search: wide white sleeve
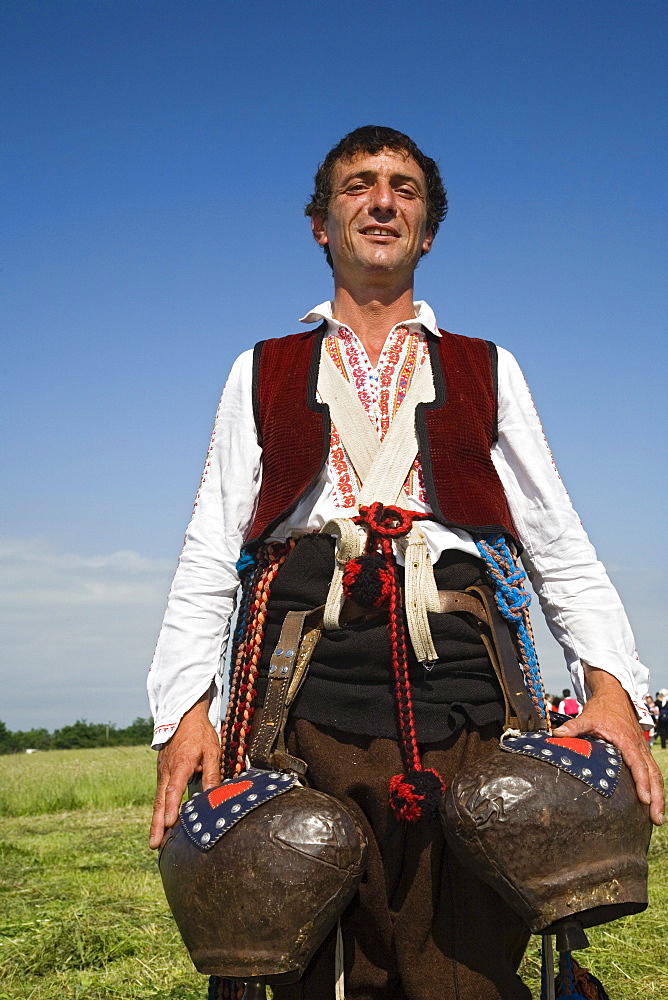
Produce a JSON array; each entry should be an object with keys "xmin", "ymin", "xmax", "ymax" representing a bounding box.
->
[
  {"xmin": 491, "ymin": 347, "xmax": 651, "ymax": 725},
  {"xmin": 147, "ymin": 349, "xmax": 262, "ymax": 747}
]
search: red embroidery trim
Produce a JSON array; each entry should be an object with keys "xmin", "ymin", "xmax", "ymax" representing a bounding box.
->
[{"xmin": 324, "ymin": 327, "xmax": 429, "ymax": 507}]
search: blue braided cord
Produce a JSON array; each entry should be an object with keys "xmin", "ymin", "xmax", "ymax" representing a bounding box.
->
[
  {"xmin": 227, "ymin": 565, "xmax": 256, "ymax": 690},
  {"xmin": 235, "ymin": 548, "xmax": 256, "ymax": 576},
  {"xmin": 476, "ymin": 535, "xmax": 547, "ymax": 720},
  {"xmin": 558, "ymin": 952, "xmax": 581, "ymax": 998}
]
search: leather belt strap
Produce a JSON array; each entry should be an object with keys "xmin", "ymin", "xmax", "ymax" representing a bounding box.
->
[
  {"xmin": 465, "ymin": 585, "xmax": 544, "ymax": 732},
  {"xmin": 438, "ymin": 590, "xmax": 487, "ymax": 617},
  {"xmin": 249, "ymin": 606, "xmax": 324, "ymax": 774},
  {"xmin": 342, "ymin": 589, "xmax": 485, "ymax": 624},
  {"xmin": 437, "ymin": 588, "xmax": 540, "ymax": 732}
]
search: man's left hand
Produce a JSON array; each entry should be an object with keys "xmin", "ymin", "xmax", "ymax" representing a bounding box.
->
[{"xmin": 553, "ymin": 666, "xmax": 664, "ymax": 826}]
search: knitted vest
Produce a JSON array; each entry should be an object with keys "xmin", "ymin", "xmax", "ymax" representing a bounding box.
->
[{"xmin": 247, "ymin": 325, "xmax": 518, "ymax": 547}]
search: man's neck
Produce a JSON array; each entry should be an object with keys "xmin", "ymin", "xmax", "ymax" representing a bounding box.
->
[{"xmin": 331, "ymin": 285, "xmax": 417, "ymax": 368}]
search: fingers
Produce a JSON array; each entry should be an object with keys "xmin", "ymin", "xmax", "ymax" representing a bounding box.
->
[
  {"xmin": 551, "ymin": 717, "xmax": 582, "ymax": 737},
  {"xmin": 148, "ymin": 746, "xmax": 192, "ymax": 849},
  {"xmin": 162, "ymin": 758, "xmax": 195, "ymax": 831},
  {"xmin": 149, "ymin": 758, "xmax": 171, "ymax": 850},
  {"xmin": 624, "ymin": 741, "xmax": 652, "ymax": 808},
  {"xmin": 201, "ymin": 740, "xmax": 222, "ymax": 792},
  {"xmin": 148, "ymin": 718, "xmax": 223, "ymax": 849},
  {"xmin": 648, "ymin": 758, "xmax": 666, "ymax": 826},
  {"xmin": 621, "ymin": 740, "xmax": 665, "ymax": 825},
  {"xmin": 552, "ymin": 711, "xmax": 665, "ymax": 827}
]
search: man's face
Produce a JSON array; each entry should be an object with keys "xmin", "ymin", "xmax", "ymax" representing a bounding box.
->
[{"xmin": 311, "ymin": 148, "xmax": 433, "ymax": 280}]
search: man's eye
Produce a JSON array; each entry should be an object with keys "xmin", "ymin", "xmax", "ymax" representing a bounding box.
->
[{"xmin": 346, "ymin": 182, "xmax": 367, "ymax": 192}]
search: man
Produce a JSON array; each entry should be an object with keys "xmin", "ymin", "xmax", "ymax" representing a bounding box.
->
[{"xmin": 148, "ymin": 126, "xmax": 663, "ymax": 999}]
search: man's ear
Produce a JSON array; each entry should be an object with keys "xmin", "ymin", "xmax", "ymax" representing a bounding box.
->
[
  {"xmin": 311, "ymin": 213, "xmax": 328, "ymax": 248},
  {"xmin": 421, "ymin": 227, "xmax": 434, "ymax": 255}
]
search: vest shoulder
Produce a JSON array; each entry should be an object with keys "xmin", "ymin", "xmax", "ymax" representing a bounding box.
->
[
  {"xmin": 437, "ymin": 328, "xmax": 497, "ymax": 350},
  {"xmin": 254, "ymin": 326, "xmax": 325, "ymax": 353}
]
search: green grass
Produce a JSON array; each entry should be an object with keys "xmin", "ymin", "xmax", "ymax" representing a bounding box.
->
[
  {"xmin": 0, "ymin": 746, "xmax": 157, "ymax": 816},
  {"xmin": 0, "ymin": 745, "xmax": 666, "ymax": 998}
]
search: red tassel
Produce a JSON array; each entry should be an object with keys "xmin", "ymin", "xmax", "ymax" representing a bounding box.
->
[
  {"xmin": 342, "ymin": 553, "xmax": 394, "ymax": 608},
  {"xmin": 388, "ymin": 768, "xmax": 445, "ymax": 822}
]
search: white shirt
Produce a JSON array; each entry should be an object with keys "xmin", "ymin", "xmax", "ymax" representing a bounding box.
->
[{"xmin": 148, "ymin": 301, "xmax": 651, "ymax": 746}]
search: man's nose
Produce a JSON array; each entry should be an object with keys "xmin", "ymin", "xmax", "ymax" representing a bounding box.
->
[{"xmin": 369, "ymin": 181, "xmax": 397, "ymax": 215}]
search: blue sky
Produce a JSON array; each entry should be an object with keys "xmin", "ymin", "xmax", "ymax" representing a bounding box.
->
[{"xmin": 2, "ymin": 0, "xmax": 667, "ymax": 730}]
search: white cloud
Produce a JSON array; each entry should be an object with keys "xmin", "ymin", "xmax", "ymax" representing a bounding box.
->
[{"xmin": 0, "ymin": 538, "xmax": 176, "ymax": 730}]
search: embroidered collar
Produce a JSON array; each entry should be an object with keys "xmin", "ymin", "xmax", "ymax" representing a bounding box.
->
[{"xmin": 299, "ymin": 300, "xmax": 441, "ymax": 339}]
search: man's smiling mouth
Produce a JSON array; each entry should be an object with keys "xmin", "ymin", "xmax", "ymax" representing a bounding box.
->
[{"xmin": 359, "ymin": 226, "xmax": 399, "ymax": 237}]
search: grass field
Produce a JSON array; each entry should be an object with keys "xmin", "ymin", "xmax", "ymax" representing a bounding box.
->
[{"xmin": 0, "ymin": 745, "xmax": 666, "ymax": 999}]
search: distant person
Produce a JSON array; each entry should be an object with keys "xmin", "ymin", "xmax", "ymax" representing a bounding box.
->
[
  {"xmin": 656, "ymin": 689, "xmax": 668, "ymax": 750},
  {"xmin": 558, "ymin": 688, "xmax": 581, "ymax": 716},
  {"xmin": 643, "ymin": 694, "xmax": 658, "ymax": 748}
]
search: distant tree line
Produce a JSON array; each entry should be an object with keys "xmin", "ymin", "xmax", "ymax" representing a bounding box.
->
[{"xmin": 0, "ymin": 717, "xmax": 154, "ymax": 754}]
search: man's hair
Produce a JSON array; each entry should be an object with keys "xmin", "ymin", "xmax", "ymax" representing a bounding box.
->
[{"xmin": 305, "ymin": 125, "xmax": 448, "ymax": 268}]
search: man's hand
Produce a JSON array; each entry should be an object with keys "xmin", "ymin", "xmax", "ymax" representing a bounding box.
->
[
  {"xmin": 149, "ymin": 694, "xmax": 221, "ymax": 849},
  {"xmin": 553, "ymin": 666, "xmax": 664, "ymax": 826}
]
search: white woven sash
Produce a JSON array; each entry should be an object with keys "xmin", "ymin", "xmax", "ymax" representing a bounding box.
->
[{"xmin": 318, "ymin": 343, "xmax": 440, "ymax": 665}]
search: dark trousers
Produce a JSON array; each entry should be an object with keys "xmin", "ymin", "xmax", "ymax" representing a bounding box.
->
[{"xmin": 271, "ymin": 718, "xmax": 531, "ymax": 1000}]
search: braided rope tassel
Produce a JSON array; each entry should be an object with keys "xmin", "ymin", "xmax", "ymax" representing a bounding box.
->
[
  {"xmin": 475, "ymin": 534, "xmax": 548, "ymax": 722},
  {"xmin": 220, "ymin": 557, "xmax": 261, "ymax": 775},
  {"xmin": 385, "ymin": 536, "xmax": 420, "ymax": 773},
  {"xmin": 384, "ymin": 538, "xmax": 444, "ymax": 821},
  {"xmin": 226, "ymin": 539, "xmax": 296, "ymax": 777}
]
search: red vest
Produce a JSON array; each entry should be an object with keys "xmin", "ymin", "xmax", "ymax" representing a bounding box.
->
[{"xmin": 247, "ymin": 325, "xmax": 518, "ymax": 547}]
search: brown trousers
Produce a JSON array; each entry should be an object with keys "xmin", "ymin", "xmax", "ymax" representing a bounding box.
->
[{"xmin": 271, "ymin": 718, "xmax": 531, "ymax": 1000}]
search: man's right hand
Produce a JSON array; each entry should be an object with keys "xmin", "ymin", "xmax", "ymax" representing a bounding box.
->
[{"xmin": 149, "ymin": 694, "xmax": 222, "ymax": 849}]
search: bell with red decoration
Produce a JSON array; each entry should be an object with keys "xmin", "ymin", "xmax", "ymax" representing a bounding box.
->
[{"xmin": 441, "ymin": 735, "xmax": 652, "ymax": 933}]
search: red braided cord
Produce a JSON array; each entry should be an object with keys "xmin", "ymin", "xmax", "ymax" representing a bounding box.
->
[
  {"xmin": 383, "ymin": 537, "xmax": 422, "ymax": 773},
  {"xmin": 232, "ymin": 571, "xmax": 272, "ymax": 774},
  {"xmin": 220, "ymin": 563, "xmax": 264, "ymax": 774},
  {"xmin": 347, "ymin": 503, "xmax": 431, "ymax": 777},
  {"xmin": 221, "ymin": 551, "xmax": 271, "ymax": 775},
  {"xmin": 228, "ymin": 539, "xmax": 295, "ymax": 776},
  {"xmin": 354, "ymin": 501, "xmax": 429, "ymax": 542}
]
